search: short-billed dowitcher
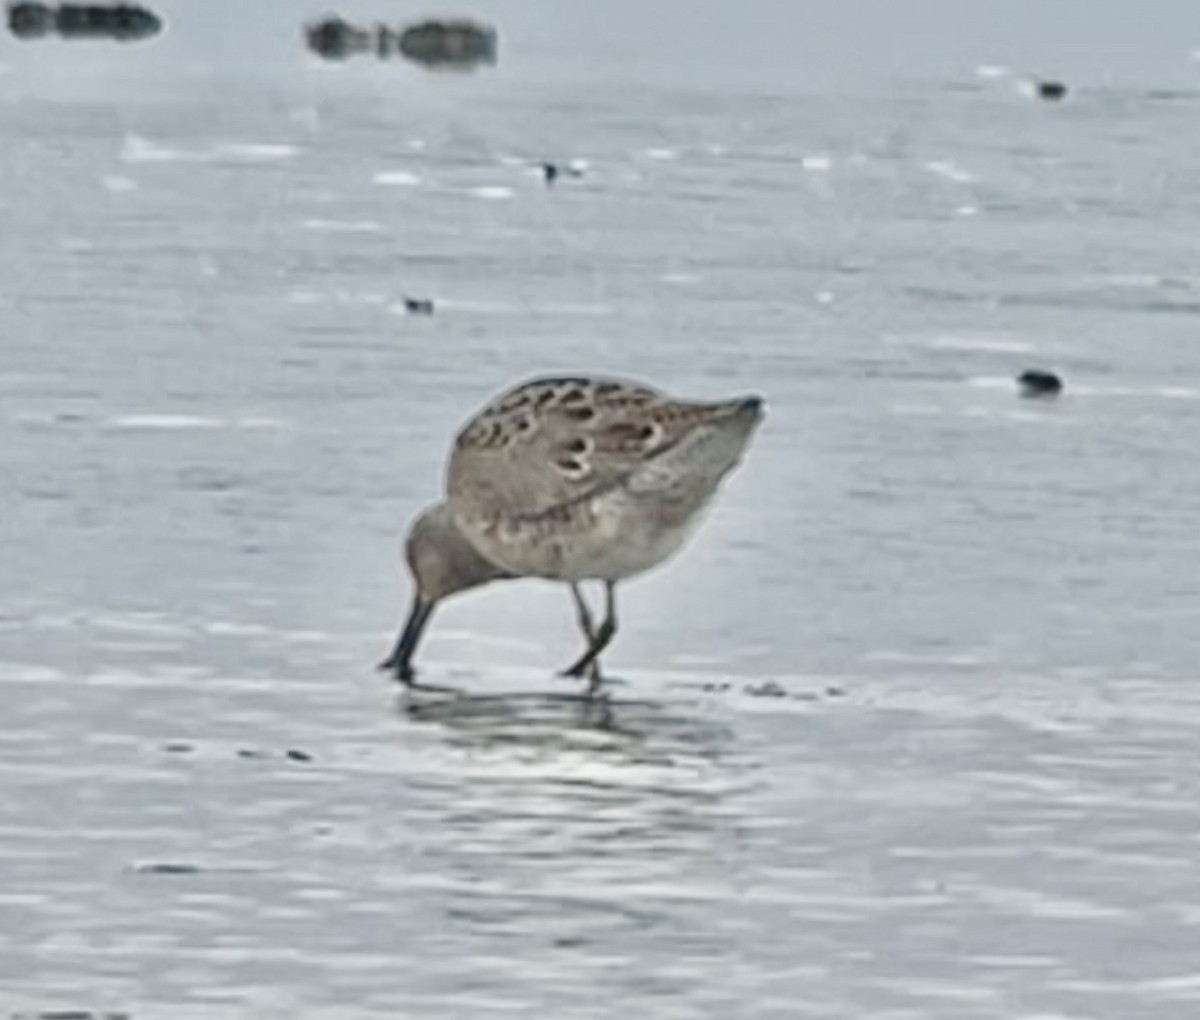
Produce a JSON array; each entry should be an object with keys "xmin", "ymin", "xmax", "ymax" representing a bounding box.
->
[{"xmin": 380, "ymin": 375, "xmax": 765, "ymax": 693}]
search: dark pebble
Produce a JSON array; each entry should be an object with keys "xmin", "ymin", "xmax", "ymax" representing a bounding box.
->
[
  {"xmin": 745, "ymin": 680, "xmax": 787, "ymax": 698},
  {"xmin": 1017, "ymin": 369, "xmax": 1064, "ymax": 398},
  {"xmin": 403, "ymin": 297, "xmax": 434, "ymax": 315}
]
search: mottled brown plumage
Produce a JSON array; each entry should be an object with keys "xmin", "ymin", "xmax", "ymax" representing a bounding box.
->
[{"xmin": 383, "ymin": 375, "xmax": 765, "ymax": 691}]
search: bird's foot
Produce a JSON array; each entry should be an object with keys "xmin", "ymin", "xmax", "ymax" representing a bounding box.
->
[{"xmin": 378, "ymin": 655, "xmax": 417, "ymax": 686}]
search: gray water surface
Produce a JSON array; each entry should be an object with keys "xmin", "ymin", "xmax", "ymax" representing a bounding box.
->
[{"xmin": 4, "ymin": 2, "xmax": 1200, "ymax": 1017}]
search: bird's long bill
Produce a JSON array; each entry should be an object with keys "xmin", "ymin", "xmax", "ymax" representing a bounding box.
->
[{"xmin": 384, "ymin": 597, "xmax": 435, "ymax": 683}]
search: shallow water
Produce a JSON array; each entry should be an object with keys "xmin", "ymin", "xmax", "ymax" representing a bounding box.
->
[{"xmin": 4, "ymin": 1, "xmax": 1200, "ymax": 1017}]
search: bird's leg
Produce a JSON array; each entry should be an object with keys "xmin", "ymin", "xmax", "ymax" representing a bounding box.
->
[
  {"xmin": 568, "ymin": 582, "xmax": 603, "ymax": 690},
  {"xmin": 562, "ymin": 581, "xmax": 617, "ymax": 681}
]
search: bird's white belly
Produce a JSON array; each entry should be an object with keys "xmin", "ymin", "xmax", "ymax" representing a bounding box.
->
[
  {"xmin": 459, "ymin": 495, "xmax": 702, "ymax": 583},
  {"xmin": 564, "ymin": 512, "xmax": 694, "ymax": 582}
]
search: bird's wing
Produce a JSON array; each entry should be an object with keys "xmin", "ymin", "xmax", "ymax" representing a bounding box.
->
[{"xmin": 446, "ymin": 376, "xmax": 740, "ymax": 522}]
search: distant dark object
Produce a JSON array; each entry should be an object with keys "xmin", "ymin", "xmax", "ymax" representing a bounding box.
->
[
  {"xmin": 1017, "ymin": 369, "xmax": 1064, "ymax": 398},
  {"xmin": 7, "ymin": 1, "xmax": 54, "ymax": 36},
  {"xmin": 7, "ymin": 2, "xmax": 162, "ymax": 40},
  {"xmin": 539, "ymin": 161, "xmax": 584, "ymax": 187},
  {"xmin": 398, "ymin": 18, "xmax": 496, "ymax": 69},
  {"xmin": 304, "ymin": 14, "xmax": 496, "ymax": 70},
  {"xmin": 403, "ymin": 297, "xmax": 434, "ymax": 315},
  {"xmin": 304, "ymin": 15, "xmax": 372, "ymax": 59},
  {"xmin": 1037, "ymin": 80, "xmax": 1068, "ymax": 101}
]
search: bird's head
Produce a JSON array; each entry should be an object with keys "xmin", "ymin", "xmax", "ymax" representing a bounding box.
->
[{"xmin": 386, "ymin": 503, "xmax": 510, "ymax": 681}]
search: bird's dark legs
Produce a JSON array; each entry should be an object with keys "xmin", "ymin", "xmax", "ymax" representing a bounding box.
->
[
  {"xmin": 562, "ymin": 581, "xmax": 617, "ymax": 687},
  {"xmin": 568, "ymin": 582, "xmax": 605, "ymax": 694}
]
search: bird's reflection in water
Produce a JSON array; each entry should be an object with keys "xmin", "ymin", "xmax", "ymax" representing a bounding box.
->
[
  {"xmin": 380, "ymin": 678, "xmax": 761, "ymax": 953},
  {"xmin": 394, "ymin": 681, "xmax": 739, "ymax": 767}
]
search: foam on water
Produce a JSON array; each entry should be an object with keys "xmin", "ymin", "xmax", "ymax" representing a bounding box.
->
[
  {"xmin": 107, "ymin": 414, "xmax": 287, "ymax": 430},
  {"xmin": 372, "ymin": 170, "xmax": 422, "ymax": 186},
  {"xmin": 925, "ymin": 159, "xmax": 976, "ymax": 183},
  {"xmin": 121, "ymin": 134, "xmax": 299, "ymax": 164},
  {"xmin": 468, "ymin": 185, "xmax": 514, "ymax": 200},
  {"xmin": 300, "ymin": 219, "xmax": 384, "ymax": 233}
]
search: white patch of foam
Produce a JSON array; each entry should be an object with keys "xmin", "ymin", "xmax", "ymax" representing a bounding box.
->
[
  {"xmin": 926, "ymin": 160, "xmax": 975, "ymax": 183},
  {"xmin": 925, "ymin": 335, "xmax": 1034, "ymax": 353},
  {"xmin": 469, "ymin": 186, "xmax": 514, "ymax": 200},
  {"xmin": 976, "ymin": 64, "xmax": 1011, "ymax": 79},
  {"xmin": 112, "ymin": 414, "xmax": 223, "ymax": 429},
  {"xmin": 101, "ymin": 175, "xmax": 138, "ymax": 193},
  {"xmin": 966, "ymin": 375, "xmax": 1019, "ymax": 390},
  {"xmin": 645, "ymin": 147, "xmax": 679, "ymax": 161},
  {"xmin": 956, "ymin": 204, "xmax": 980, "ymax": 217},
  {"xmin": 212, "ymin": 142, "xmax": 298, "ymax": 162},
  {"xmin": 815, "ymin": 291, "xmax": 835, "ymax": 305},
  {"xmin": 301, "ymin": 219, "xmax": 384, "ymax": 233},
  {"xmin": 372, "ymin": 170, "xmax": 421, "ymax": 187},
  {"xmin": 884, "ymin": 332, "xmax": 1034, "ymax": 354},
  {"xmin": 204, "ymin": 620, "xmax": 272, "ymax": 637},
  {"xmin": 109, "ymin": 414, "xmax": 286, "ymax": 430},
  {"xmin": 802, "ymin": 154, "xmax": 833, "ymax": 172},
  {"xmin": 121, "ymin": 133, "xmax": 191, "ymax": 163},
  {"xmin": 121, "ymin": 134, "xmax": 298, "ymax": 164},
  {"xmin": 412, "ymin": 298, "xmax": 519, "ymax": 315}
]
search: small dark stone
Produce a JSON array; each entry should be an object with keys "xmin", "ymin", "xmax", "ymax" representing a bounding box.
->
[
  {"xmin": 134, "ymin": 862, "xmax": 200, "ymax": 874},
  {"xmin": 1037, "ymin": 80, "xmax": 1068, "ymax": 101},
  {"xmin": 403, "ymin": 297, "xmax": 434, "ymax": 315},
  {"xmin": 162, "ymin": 742, "xmax": 193, "ymax": 753},
  {"xmin": 285, "ymin": 749, "xmax": 313, "ymax": 762},
  {"xmin": 539, "ymin": 161, "xmax": 584, "ymax": 186},
  {"xmin": 1017, "ymin": 369, "xmax": 1064, "ymax": 398},
  {"xmin": 824, "ymin": 685, "xmax": 846, "ymax": 698},
  {"xmin": 745, "ymin": 680, "xmax": 787, "ymax": 698},
  {"xmin": 236, "ymin": 748, "xmax": 264, "ymax": 759}
]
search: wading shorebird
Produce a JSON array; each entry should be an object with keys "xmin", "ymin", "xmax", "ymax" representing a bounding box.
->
[{"xmin": 380, "ymin": 375, "xmax": 765, "ymax": 694}]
